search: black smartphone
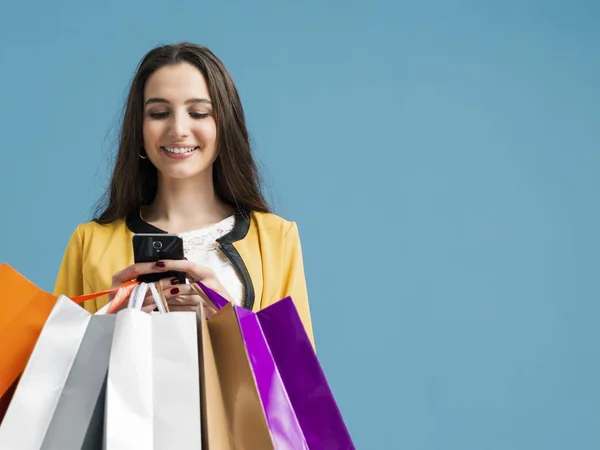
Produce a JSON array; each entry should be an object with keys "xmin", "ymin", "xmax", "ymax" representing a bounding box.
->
[{"xmin": 132, "ymin": 234, "xmax": 186, "ymax": 283}]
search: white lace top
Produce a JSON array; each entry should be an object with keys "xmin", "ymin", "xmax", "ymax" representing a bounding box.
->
[{"xmin": 178, "ymin": 215, "xmax": 245, "ymax": 306}]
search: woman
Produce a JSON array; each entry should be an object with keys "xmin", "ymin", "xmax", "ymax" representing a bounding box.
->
[{"xmin": 53, "ymin": 42, "xmax": 314, "ymax": 345}]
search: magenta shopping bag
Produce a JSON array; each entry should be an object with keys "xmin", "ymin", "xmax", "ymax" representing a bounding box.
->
[
  {"xmin": 198, "ymin": 283, "xmax": 355, "ymax": 449},
  {"xmin": 234, "ymin": 305, "xmax": 307, "ymax": 449}
]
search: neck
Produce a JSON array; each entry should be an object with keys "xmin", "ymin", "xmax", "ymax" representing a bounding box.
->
[{"xmin": 143, "ymin": 173, "xmax": 234, "ymax": 233}]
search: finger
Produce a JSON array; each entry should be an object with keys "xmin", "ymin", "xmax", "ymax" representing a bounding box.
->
[
  {"xmin": 202, "ymin": 303, "xmax": 219, "ymax": 319},
  {"xmin": 142, "ymin": 291, "xmax": 157, "ymax": 307},
  {"xmin": 157, "ymin": 277, "xmax": 182, "ymax": 290},
  {"xmin": 111, "ymin": 262, "xmax": 166, "ymax": 286},
  {"xmin": 202, "ymin": 304, "xmax": 219, "ymax": 318},
  {"xmin": 140, "ymin": 279, "xmax": 179, "ymax": 306},
  {"xmin": 154, "ymin": 260, "xmax": 215, "ymax": 281},
  {"xmin": 158, "ymin": 272, "xmax": 232, "ymax": 303},
  {"xmin": 107, "ymin": 283, "xmax": 138, "ymax": 314},
  {"xmin": 176, "ymin": 276, "xmax": 233, "ymax": 306},
  {"xmin": 168, "ymin": 305, "xmax": 199, "ymax": 312},
  {"xmin": 164, "ymin": 292, "xmax": 221, "ymax": 313},
  {"xmin": 162, "ymin": 283, "xmax": 197, "ymax": 299},
  {"xmin": 163, "ymin": 287, "xmax": 219, "ymax": 314},
  {"xmin": 141, "ymin": 303, "xmax": 157, "ymax": 314},
  {"xmin": 166, "ymin": 295, "xmax": 201, "ymax": 308}
]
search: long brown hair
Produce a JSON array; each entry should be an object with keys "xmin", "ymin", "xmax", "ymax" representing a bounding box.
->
[{"xmin": 94, "ymin": 42, "xmax": 270, "ymax": 223}]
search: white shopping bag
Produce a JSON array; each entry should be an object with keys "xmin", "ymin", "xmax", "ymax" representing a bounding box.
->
[
  {"xmin": 0, "ymin": 296, "xmax": 92, "ymax": 450},
  {"xmin": 104, "ymin": 285, "xmax": 201, "ymax": 450},
  {"xmin": 40, "ymin": 314, "xmax": 117, "ymax": 450}
]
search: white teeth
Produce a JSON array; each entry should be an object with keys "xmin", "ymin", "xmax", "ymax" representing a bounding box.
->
[{"xmin": 162, "ymin": 147, "xmax": 197, "ymax": 154}]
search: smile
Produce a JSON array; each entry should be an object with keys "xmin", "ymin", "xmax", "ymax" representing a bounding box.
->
[{"xmin": 161, "ymin": 146, "xmax": 199, "ymax": 154}]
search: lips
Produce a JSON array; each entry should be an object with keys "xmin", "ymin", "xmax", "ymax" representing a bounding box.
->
[{"xmin": 161, "ymin": 146, "xmax": 199, "ymax": 154}]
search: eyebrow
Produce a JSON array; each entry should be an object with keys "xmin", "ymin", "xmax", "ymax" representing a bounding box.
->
[{"xmin": 144, "ymin": 97, "xmax": 213, "ymax": 107}]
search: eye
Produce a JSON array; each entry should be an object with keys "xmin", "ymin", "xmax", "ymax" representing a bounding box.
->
[
  {"xmin": 190, "ymin": 112, "xmax": 209, "ymax": 119},
  {"xmin": 149, "ymin": 111, "xmax": 169, "ymax": 119}
]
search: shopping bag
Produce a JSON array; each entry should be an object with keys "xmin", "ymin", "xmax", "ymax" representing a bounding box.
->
[
  {"xmin": 104, "ymin": 284, "xmax": 201, "ymax": 450},
  {"xmin": 0, "ymin": 263, "xmax": 58, "ymax": 399},
  {"xmin": 191, "ymin": 282, "xmax": 305, "ymax": 449},
  {"xmin": 233, "ymin": 305, "xmax": 309, "ymax": 449},
  {"xmin": 198, "ymin": 282, "xmax": 355, "ymax": 449},
  {"xmin": 195, "ymin": 300, "xmax": 232, "ymax": 449},
  {"xmin": 40, "ymin": 314, "xmax": 117, "ymax": 450},
  {"xmin": 203, "ymin": 302, "xmax": 276, "ymax": 449},
  {"xmin": 0, "ymin": 263, "xmax": 136, "ymax": 400},
  {"xmin": 258, "ymin": 297, "xmax": 354, "ymax": 449},
  {"xmin": 0, "ymin": 376, "xmax": 19, "ymax": 424},
  {"xmin": 0, "ymin": 296, "xmax": 92, "ymax": 450}
]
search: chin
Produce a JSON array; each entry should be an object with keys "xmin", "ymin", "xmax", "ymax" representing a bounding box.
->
[{"xmin": 159, "ymin": 166, "xmax": 211, "ymax": 181}]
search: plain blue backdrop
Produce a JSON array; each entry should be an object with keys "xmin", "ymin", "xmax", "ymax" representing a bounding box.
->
[{"xmin": 1, "ymin": 1, "xmax": 599, "ymax": 448}]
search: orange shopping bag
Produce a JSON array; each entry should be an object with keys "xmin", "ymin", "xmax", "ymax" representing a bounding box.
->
[{"xmin": 0, "ymin": 263, "xmax": 136, "ymax": 399}]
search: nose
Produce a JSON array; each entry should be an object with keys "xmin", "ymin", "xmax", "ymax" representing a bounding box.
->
[{"xmin": 168, "ymin": 111, "xmax": 189, "ymax": 139}]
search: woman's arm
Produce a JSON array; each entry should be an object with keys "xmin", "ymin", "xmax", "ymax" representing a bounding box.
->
[
  {"xmin": 278, "ymin": 221, "xmax": 315, "ymax": 348},
  {"xmin": 53, "ymin": 226, "xmax": 86, "ymax": 300}
]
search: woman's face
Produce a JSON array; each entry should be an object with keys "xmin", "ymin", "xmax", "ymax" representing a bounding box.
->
[{"xmin": 142, "ymin": 63, "xmax": 218, "ymax": 181}]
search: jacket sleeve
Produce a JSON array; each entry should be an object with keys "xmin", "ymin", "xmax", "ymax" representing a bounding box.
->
[
  {"xmin": 53, "ymin": 225, "xmax": 86, "ymax": 299},
  {"xmin": 279, "ymin": 221, "xmax": 316, "ymax": 349}
]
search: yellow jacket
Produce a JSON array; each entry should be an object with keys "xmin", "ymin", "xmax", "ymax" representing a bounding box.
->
[{"xmin": 53, "ymin": 210, "xmax": 315, "ymax": 345}]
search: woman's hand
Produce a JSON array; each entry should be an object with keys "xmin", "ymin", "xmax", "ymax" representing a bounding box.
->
[
  {"xmin": 109, "ymin": 260, "xmax": 231, "ymax": 317},
  {"xmin": 150, "ymin": 259, "xmax": 232, "ymax": 317},
  {"xmin": 109, "ymin": 262, "xmax": 160, "ymax": 313}
]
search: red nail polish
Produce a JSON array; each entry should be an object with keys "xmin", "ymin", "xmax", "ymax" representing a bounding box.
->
[
  {"xmin": 156, "ymin": 261, "xmax": 165, "ymax": 268},
  {"xmin": 170, "ymin": 287, "xmax": 180, "ymax": 295},
  {"xmin": 170, "ymin": 278, "xmax": 179, "ymax": 285}
]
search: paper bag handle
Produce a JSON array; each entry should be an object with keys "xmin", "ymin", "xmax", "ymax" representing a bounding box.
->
[
  {"xmin": 68, "ymin": 281, "xmax": 139, "ymax": 314},
  {"xmin": 69, "ymin": 281, "xmax": 138, "ymax": 303}
]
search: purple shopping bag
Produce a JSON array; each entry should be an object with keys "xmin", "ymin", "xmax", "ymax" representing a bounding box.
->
[
  {"xmin": 234, "ymin": 306, "xmax": 308, "ymax": 449},
  {"xmin": 198, "ymin": 283, "xmax": 355, "ymax": 449}
]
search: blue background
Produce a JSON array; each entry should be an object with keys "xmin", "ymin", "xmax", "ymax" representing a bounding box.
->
[{"xmin": 1, "ymin": 1, "xmax": 599, "ymax": 448}]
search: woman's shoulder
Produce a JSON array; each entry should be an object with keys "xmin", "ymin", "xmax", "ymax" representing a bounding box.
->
[
  {"xmin": 248, "ymin": 211, "xmax": 303, "ymax": 245},
  {"xmin": 250, "ymin": 211, "xmax": 297, "ymax": 234},
  {"xmin": 69, "ymin": 218, "xmax": 130, "ymax": 242}
]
